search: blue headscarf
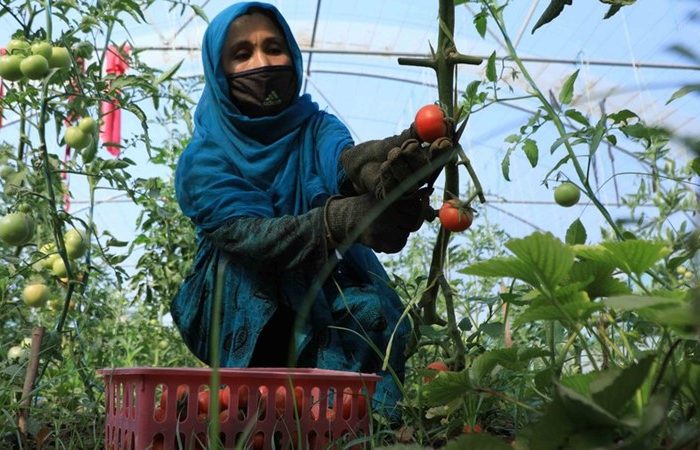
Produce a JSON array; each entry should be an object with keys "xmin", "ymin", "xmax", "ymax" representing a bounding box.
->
[{"xmin": 175, "ymin": 1, "xmax": 352, "ymax": 231}]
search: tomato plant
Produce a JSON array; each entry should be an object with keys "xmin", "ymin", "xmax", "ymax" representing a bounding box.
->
[
  {"xmin": 438, "ymin": 199, "xmax": 474, "ymax": 232},
  {"xmin": 414, "ymin": 104, "xmax": 448, "ymax": 142}
]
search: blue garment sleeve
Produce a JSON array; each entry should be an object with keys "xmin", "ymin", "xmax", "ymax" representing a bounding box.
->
[
  {"xmin": 205, "ymin": 208, "xmax": 330, "ymax": 272},
  {"xmin": 175, "ymin": 141, "xmax": 275, "ymax": 231}
]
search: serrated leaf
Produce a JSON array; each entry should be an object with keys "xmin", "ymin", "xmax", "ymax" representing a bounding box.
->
[
  {"xmin": 460, "ymin": 257, "xmax": 539, "ymax": 287},
  {"xmin": 591, "ymin": 354, "xmax": 655, "ymax": 415},
  {"xmin": 601, "ymin": 240, "xmax": 670, "ymax": 274},
  {"xmin": 603, "ymin": 295, "xmax": 682, "ymax": 311},
  {"xmin": 505, "ymin": 232, "xmax": 575, "ymax": 290},
  {"xmin": 565, "ymin": 109, "xmax": 590, "ymax": 126},
  {"xmin": 486, "ymin": 51, "xmax": 497, "ymax": 82},
  {"xmin": 520, "ymin": 398, "xmax": 573, "ymax": 450},
  {"xmin": 421, "ymin": 370, "xmax": 471, "ymax": 406},
  {"xmin": 559, "ymin": 69, "xmax": 580, "ymax": 105},
  {"xmin": 444, "ymin": 433, "xmax": 512, "ymax": 450},
  {"xmin": 557, "ymin": 384, "xmax": 624, "ymax": 428},
  {"xmin": 666, "ymin": 84, "xmax": 700, "ymax": 104},
  {"xmin": 514, "ymin": 293, "xmax": 598, "ymax": 327},
  {"xmin": 532, "ymin": 0, "xmax": 574, "ymax": 34},
  {"xmin": 565, "ymin": 219, "xmax": 587, "ymax": 245},
  {"xmin": 608, "ymin": 109, "xmax": 638, "ymax": 124},
  {"xmin": 560, "ymin": 372, "xmax": 596, "ymax": 397},
  {"xmin": 522, "ymin": 139, "xmax": 538, "ymax": 167}
]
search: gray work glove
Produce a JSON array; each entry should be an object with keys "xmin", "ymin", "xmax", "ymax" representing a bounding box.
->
[
  {"xmin": 324, "ymin": 187, "xmax": 433, "ymax": 254},
  {"xmin": 339, "ymin": 126, "xmax": 417, "ymax": 195},
  {"xmin": 376, "ymin": 137, "xmax": 453, "ymax": 199}
]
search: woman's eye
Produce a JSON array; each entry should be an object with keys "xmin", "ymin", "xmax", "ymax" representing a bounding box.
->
[{"xmin": 233, "ymin": 51, "xmax": 250, "ymax": 61}]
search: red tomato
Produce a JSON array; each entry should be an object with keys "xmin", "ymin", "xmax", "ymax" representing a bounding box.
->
[
  {"xmin": 197, "ymin": 390, "xmax": 210, "ymax": 416},
  {"xmin": 438, "ymin": 200, "xmax": 473, "ymax": 232},
  {"xmin": 252, "ymin": 432, "xmax": 265, "ymax": 450},
  {"xmin": 464, "ymin": 423, "xmax": 483, "ymax": 434},
  {"xmin": 219, "ymin": 387, "xmax": 230, "ymax": 411},
  {"xmin": 152, "ymin": 435, "xmax": 164, "ymax": 450},
  {"xmin": 414, "ymin": 104, "xmax": 448, "ymax": 142},
  {"xmin": 423, "ymin": 360, "xmax": 449, "ymax": 383}
]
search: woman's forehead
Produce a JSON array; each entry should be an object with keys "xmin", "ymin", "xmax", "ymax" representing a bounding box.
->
[{"xmin": 227, "ymin": 12, "xmax": 285, "ymax": 41}]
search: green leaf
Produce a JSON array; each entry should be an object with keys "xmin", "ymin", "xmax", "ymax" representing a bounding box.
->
[
  {"xmin": 190, "ymin": 4, "xmax": 209, "ymax": 22},
  {"xmin": 557, "ymin": 384, "xmax": 624, "ymax": 428},
  {"xmin": 559, "ymin": 69, "xmax": 580, "ymax": 105},
  {"xmin": 501, "ymin": 148, "xmax": 512, "ymax": 181},
  {"xmin": 473, "ymin": 10, "xmax": 487, "ymax": 39},
  {"xmin": 522, "ymin": 139, "xmax": 538, "ymax": 167},
  {"xmin": 603, "ymin": 4, "xmax": 622, "ymax": 19},
  {"xmin": 565, "ymin": 219, "xmax": 587, "ymax": 245},
  {"xmin": 532, "ymin": 0, "xmax": 574, "ymax": 34},
  {"xmin": 486, "ymin": 51, "xmax": 497, "ymax": 82},
  {"xmin": 505, "ymin": 232, "xmax": 575, "ymax": 289},
  {"xmin": 666, "ymin": 84, "xmax": 700, "ymax": 104},
  {"xmin": 460, "ymin": 257, "xmax": 540, "ymax": 287},
  {"xmin": 520, "ymin": 398, "xmax": 573, "ymax": 450},
  {"xmin": 608, "ymin": 109, "xmax": 638, "ymax": 124},
  {"xmin": 565, "ymin": 109, "xmax": 590, "ymax": 126},
  {"xmin": 591, "ymin": 354, "xmax": 655, "ymax": 415},
  {"xmin": 691, "ymin": 158, "xmax": 700, "ymax": 176},
  {"xmin": 601, "ymin": 240, "xmax": 670, "ymax": 274},
  {"xmin": 603, "ymin": 295, "xmax": 683, "ymax": 311},
  {"xmin": 514, "ymin": 292, "xmax": 598, "ymax": 327},
  {"xmin": 444, "ymin": 434, "xmax": 512, "ymax": 450},
  {"xmin": 154, "ymin": 59, "xmax": 184, "ymax": 86},
  {"xmin": 589, "ymin": 116, "xmax": 606, "ymax": 156},
  {"xmin": 421, "ymin": 370, "xmax": 471, "ymax": 406}
]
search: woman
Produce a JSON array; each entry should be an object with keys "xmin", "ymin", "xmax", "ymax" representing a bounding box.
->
[{"xmin": 171, "ymin": 1, "xmax": 452, "ymax": 420}]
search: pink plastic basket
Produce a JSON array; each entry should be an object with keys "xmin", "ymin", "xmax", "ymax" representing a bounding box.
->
[{"xmin": 97, "ymin": 367, "xmax": 380, "ymax": 450}]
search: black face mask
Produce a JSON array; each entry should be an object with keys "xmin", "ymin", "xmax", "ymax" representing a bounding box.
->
[{"xmin": 226, "ymin": 65, "xmax": 297, "ymax": 118}]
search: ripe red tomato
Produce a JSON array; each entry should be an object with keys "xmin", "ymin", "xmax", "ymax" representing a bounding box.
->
[
  {"xmin": 464, "ymin": 423, "xmax": 483, "ymax": 434},
  {"xmin": 423, "ymin": 360, "xmax": 449, "ymax": 383},
  {"xmin": 414, "ymin": 104, "xmax": 448, "ymax": 142},
  {"xmin": 438, "ymin": 200, "xmax": 473, "ymax": 232}
]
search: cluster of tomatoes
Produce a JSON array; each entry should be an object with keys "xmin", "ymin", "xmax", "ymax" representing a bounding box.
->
[
  {"xmin": 413, "ymin": 104, "xmax": 475, "ymax": 233},
  {"xmin": 0, "ymin": 38, "xmax": 71, "ymax": 81},
  {"xmin": 150, "ymin": 385, "xmax": 368, "ymax": 450}
]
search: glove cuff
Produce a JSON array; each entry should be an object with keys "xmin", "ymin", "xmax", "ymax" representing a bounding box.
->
[{"xmin": 323, "ymin": 195, "xmax": 345, "ymax": 248}]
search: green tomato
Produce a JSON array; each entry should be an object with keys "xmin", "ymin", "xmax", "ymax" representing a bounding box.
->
[
  {"xmin": 64, "ymin": 228, "xmax": 87, "ymax": 259},
  {"xmin": 0, "ymin": 212, "xmax": 35, "ymax": 246},
  {"xmin": 22, "ymin": 283, "xmax": 49, "ymax": 308},
  {"xmin": 78, "ymin": 117, "xmax": 98, "ymax": 135},
  {"xmin": 19, "ymin": 54, "xmax": 49, "ymax": 80},
  {"xmin": 48, "ymin": 46, "xmax": 71, "ymax": 69},
  {"xmin": 52, "ymin": 258, "xmax": 68, "ymax": 277},
  {"xmin": 73, "ymin": 41, "xmax": 94, "ymax": 59},
  {"xmin": 554, "ymin": 182, "xmax": 581, "ymax": 207},
  {"xmin": 64, "ymin": 126, "xmax": 91, "ymax": 149},
  {"xmin": 0, "ymin": 55, "xmax": 24, "ymax": 82},
  {"xmin": 6, "ymin": 38, "xmax": 30, "ymax": 54},
  {"xmin": 31, "ymin": 42, "xmax": 53, "ymax": 59}
]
